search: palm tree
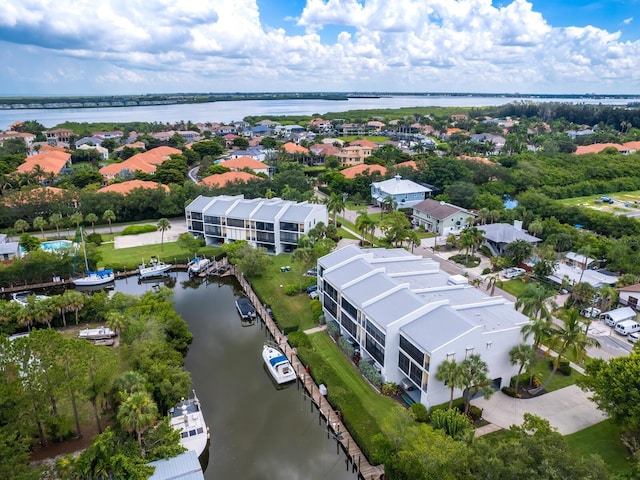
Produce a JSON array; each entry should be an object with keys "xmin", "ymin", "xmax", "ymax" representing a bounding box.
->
[
  {"xmin": 70, "ymin": 212, "xmax": 84, "ymax": 231},
  {"xmin": 85, "ymin": 213, "xmax": 99, "ymax": 234},
  {"xmin": 521, "ymin": 316, "xmax": 552, "ymax": 350},
  {"xmin": 33, "ymin": 216, "xmax": 47, "ymax": 239},
  {"xmin": 117, "ymin": 391, "xmax": 158, "ymax": 446},
  {"xmin": 531, "ymin": 308, "xmax": 600, "ymax": 395},
  {"xmin": 156, "ymin": 218, "xmax": 171, "ymax": 251},
  {"xmin": 515, "ymin": 283, "xmax": 554, "ymax": 321},
  {"xmin": 435, "ymin": 359, "xmax": 461, "ymax": 410},
  {"xmin": 63, "ymin": 290, "xmax": 85, "ymax": 325},
  {"xmin": 596, "ymin": 285, "xmax": 618, "ymax": 313},
  {"xmin": 457, "ymin": 354, "xmax": 494, "ymax": 415},
  {"xmin": 355, "ymin": 210, "xmax": 377, "ymax": 246},
  {"xmin": 49, "ymin": 213, "xmax": 63, "ymax": 238},
  {"xmin": 381, "ymin": 195, "xmax": 397, "ymax": 217},
  {"xmin": 324, "ymin": 192, "xmax": 345, "ymax": 226},
  {"xmin": 106, "ymin": 311, "xmax": 127, "ymax": 336},
  {"xmin": 103, "ymin": 209, "xmax": 116, "ymax": 234},
  {"xmin": 265, "ymin": 188, "xmax": 276, "ymax": 199},
  {"xmin": 14, "ymin": 219, "xmax": 29, "ymax": 235},
  {"xmin": 509, "ymin": 343, "xmax": 536, "ymax": 394},
  {"xmin": 485, "ymin": 274, "xmax": 500, "ymax": 296}
]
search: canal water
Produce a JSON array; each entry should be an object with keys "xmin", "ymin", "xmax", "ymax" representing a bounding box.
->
[{"xmin": 115, "ymin": 273, "xmax": 355, "ymax": 480}]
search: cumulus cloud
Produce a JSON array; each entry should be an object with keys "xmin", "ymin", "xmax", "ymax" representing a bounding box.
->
[{"xmin": 0, "ymin": 0, "xmax": 638, "ymax": 94}]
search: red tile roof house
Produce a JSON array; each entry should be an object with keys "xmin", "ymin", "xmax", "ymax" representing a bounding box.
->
[
  {"xmin": 219, "ymin": 156, "xmax": 270, "ymax": 176},
  {"xmin": 200, "ymin": 171, "xmax": 262, "ymax": 188},
  {"xmin": 340, "ymin": 164, "xmax": 387, "ymax": 179},
  {"xmin": 222, "ymin": 133, "xmax": 239, "ymax": 148},
  {"xmin": 98, "ymin": 180, "xmax": 170, "ymax": 195},
  {"xmin": 16, "ymin": 151, "xmax": 71, "ymax": 182},
  {"xmin": 574, "ymin": 143, "xmax": 625, "ymax": 155},
  {"xmin": 0, "ymin": 131, "xmax": 36, "ymax": 148},
  {"xmin": 99, "ymin": 146, "xmax": 182, "ymax": 180}
]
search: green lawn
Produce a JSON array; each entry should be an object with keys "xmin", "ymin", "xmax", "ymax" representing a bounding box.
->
[
  {"xmin": 249, "ymin": 254, "xmax": 318, "ymax": 332},
  {"xmin": 529, "ymin": 357, "xmax": 582, "ymax": 392},
  {"xmin": 339, "ymin": 135, "xmax": 390, "ymax": 143},
  {"xmin": 298, "ymin": 332, "xmax": 398, "ymax": 460},
  {"xmin": 499, "ymin": 279, "xmax": 528, "ymax": 297},
  {"xmin": 565, "ymin": 420, "xmax": 632, "ymax": 473},
  {"xmin": 96, "ymin": 241, "xmax": 222, "ymax": 270}
]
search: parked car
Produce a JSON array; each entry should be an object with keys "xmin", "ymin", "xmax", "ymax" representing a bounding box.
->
[
  {"xmin": 305, "ymin": 284, "xmax": 318, "ymax": 293},
  {"xmin": 580, "ymin": 307, "xmax": 601, "ymax": 319},
  {"xmin": 614, "ymin": 320, "xmax": 640, "ymax": 336},
  {"xmin": 306, "ymin": 267, "xmax": 318, "ymax": 276},
  {"xmin": 628, "ymin": 332, "xmax": 640, "ymax": 344},
  {"xmin": 309, "ymin": 290, "xmax": 319, "ymax": 300},
  {"xmin": 503, "ymin": 267, "xmax": 525, "ymax": 279}
]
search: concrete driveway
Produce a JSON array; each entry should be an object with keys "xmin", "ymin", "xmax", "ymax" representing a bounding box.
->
[
  {"xmin": 114, "ymin": 221, "xmax": 188, "ymax": 249},
  {"xmin": 472, "ymin": 385, "xmax": 607, "ymax": 435}
]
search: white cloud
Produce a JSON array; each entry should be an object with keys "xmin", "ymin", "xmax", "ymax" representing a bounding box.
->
[
  {"xmin": 622, "ymin": 17, "xmax": 633, "ymax": 25},
  {"xmin": 0, "ymin": 0, "xmax": 638, "ymax": 94}
]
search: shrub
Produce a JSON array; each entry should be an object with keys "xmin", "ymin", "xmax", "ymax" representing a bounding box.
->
[
  {"xmin": 338, "ymin": 337, "xmax": 354, "ymax": 357},
  {"xmin": 283, "ymin": 284, "xmax": 298, "ymax": 296},
  {"xmin": 359, "ymin": 361, "xmax": 382, "ymax": 388},
  {"xmin": 381, "ymin": 382, "xmax": 400, "ymax": 397},
  {"xmin": 309, "ymin": 299, "xmax": 323, "ymax": 317},
  {"xmin": 466, "ymin": 405, "xmax": 483, "ymax": 421},
  {"xmin": 121, "ymin": 224, "xmax": 157, "ymax": 236},
  {"xmin": 559, "ymin": 361, "xmax": 572, "ymax": 376},
  {"xmin": 501, "ymin": 386, "xmax": 520, "ymax": 398},
  {"xmin": 410, "ymin": 402, "xmax": 429, "ymax": 423},
  {"xmin": 287, "ymin": 331, "xmax": 311, "ymax": 348},
  {"xmin": 482, "ymin": 267, "xmax": 491, "ymax": 275},
  {"xmin": 86, "ymin": 232, "xmax": 103, "ymax": 245},
  {"xmin": 326, "ymin": 321, "xmax": 339, "ymax": 339},
  {"xmin": 431, "ymin": 408, "xmax": 473, "ymax": 440}
]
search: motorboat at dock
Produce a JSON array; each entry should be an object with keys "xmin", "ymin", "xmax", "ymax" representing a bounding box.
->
[
  {"xmin": 78, "ymin": 326, "xmax": 116, "ymax": 340},
  {"xmin": 169, "ymin": 390, "xmax": 210, "ymax": 459},
  {"xmin": 138, "ymin": 256, "xmax": 172, "ymax": 279},
  {"xmin": 262, "ymin": 341, "xmax": 297, "ymax": 385}
]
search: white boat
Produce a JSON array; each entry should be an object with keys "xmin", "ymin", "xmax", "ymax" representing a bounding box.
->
[
  {"xmin": 138, "ymin": 256, "xmax": 172, "ymax": 279},
  {"xmin": 11, "ymin": 291, "xmax": 49, "ymax": 307},
  {"xmin": 78, "ymin": 326, "xmax": 116, "ymax": 340},
  {"xmin": 169, "ymin": 391, "xmax": 210, "ymax": 458},
  {"xmin": 72, "ymin": 228, "xmax": 115, "ymax": 286},
  {"xmin": 262, "ymin": 342, "xmax": 297, "ymax": 385},
  {"xmin": 187, "ymin": 256, "xmax": 210, "ymax": 275}
]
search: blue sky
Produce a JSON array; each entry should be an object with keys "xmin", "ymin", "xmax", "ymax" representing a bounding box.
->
[{"xmin": 0, "ymin": 0, "xmax": 639, "ymax": 96}]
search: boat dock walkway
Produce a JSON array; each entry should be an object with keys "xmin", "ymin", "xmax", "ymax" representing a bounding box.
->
[
  {"xmin": 232, "ymin": 265, "xmax": 384, "ymax": 480},
  {"xmin": 197, "ymin": 257, "xmax": 229, "ymax": 278}
]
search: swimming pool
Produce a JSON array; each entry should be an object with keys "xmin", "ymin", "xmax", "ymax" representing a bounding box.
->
[{"xmin": 40, "ymin": 240, "xmax": 77, "ymax": 252}]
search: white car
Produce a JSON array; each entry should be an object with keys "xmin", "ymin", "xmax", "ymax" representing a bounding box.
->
[
  {"xmin": 503, "ymin": 267, "xmax": 525, "ymax": 279},
  {"xmin": 309, "ymin": 291, "xmax": 319, "ymax": 300},
  {"xmin": 628, "ymin": 332, "xmax": 640, "ymax": 344}
]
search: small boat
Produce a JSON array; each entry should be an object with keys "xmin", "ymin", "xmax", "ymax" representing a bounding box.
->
[
  {"xmin": 235, "ymin": 297, "xmax": 256, "ymax": 320},
  {"xmin": 187, "ymin": 256, "xmax": 210, "ymax": 276},
  {"xmin": 11, "ymin": 291, "xmax": 49, "ymax": 307},
  {"xmin": 138, "ymin": 256, "xmax": 172, "ymax": 279},
  {"xmin": 94, "ymin": 338, "xmax": 115, "ymax": 347},
  {"xmin": 262, "ymin": 341, "xmax": 297, "ymax": 385},
  {"xmin": 78, "ymin": 326, "xmax": 116, "ymax": 340},
  {"xmin": 73, "ymin": 228, "xmax": 115, "ymax": 286},
  {"xmin": 169, "ymin": 391, "xmax": 210, "ymax": 458}
]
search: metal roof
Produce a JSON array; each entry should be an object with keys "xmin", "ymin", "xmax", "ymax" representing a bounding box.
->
[
  {"xmin": 252, "ymin": 203, "xmax": 283, "ymax": 222},
  {"xmin": 185, "ymin": 195, "xmax": 218, "ymax": 212},
  {"xmin": 478, "ymin": 223, "xmax": 541, "ymax": 244},
  {"xmin": 401, "ymin": 305, "xmax": 475, "ymax": 352},
  {"xmin": 279, "ymin": 204, "xmax": 314, "ymax": 223},
  {"xmin": 148, "ymin": 451, "xmax": 205, "ymax": 480},
  {"xmin": 227, "ymin": 198, "xmax": 261, "ymax": 219},
  {"xmin": 363, "ymin": 289, "xmax": 424, "ymax": 329},
  {"xmin": 372, "ymin": 175, "xmax": 432, "ymax": 195}
]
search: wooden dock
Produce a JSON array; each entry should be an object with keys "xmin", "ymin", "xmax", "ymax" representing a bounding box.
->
[
  {"xmin": 197, "ymin": 257, "xmax": 229, "ymax": 278},
  {"xmin": 232, "ymin": 265, "xmax": 385, "ymax": 480}
]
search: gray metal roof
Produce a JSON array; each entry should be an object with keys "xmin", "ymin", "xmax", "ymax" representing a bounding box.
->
[
  {"xmin": 601, "ymin": 307, "xmax": 636, "ymax": 322},
  {"xmin": 148, "ymin": 451, "xmax": 205, "ymax": 480},
  {"xmin": 0, "ymin": 233, "xmax": 6, "ymax": 243},
  {"xmin": 0, "ymin": 242, "xmax": 19, "ymax": 255},
  {"xmin": 363, "ymin": 289, "xmax": 424, "ymax": 329},
  {"xmin": 416, "ymin": 286, "xmax": 490, "ymax": 306},
  {"xmin": 455, "ymin": 302, "xmax": 530, "ymax": 331},
  {"xmin": 185, "ymin": 195, "xmax": 218, "ymax": 212},
  {"xmin": 342, "ymin": 272, "xmax": 398, "ymax": 306},
  {"xmin": 227, "ymin": 198, "xmax": 260, "ymax": 219},
  {"xmin": 319, "ymin": 245, "xmax": 362, "ymax": 269},
  {"xmin": 205, "ymin": 197, "xmax": 241, "ymax": 215},
  {"xmin": 279, "ymin": 204, "xmax": 314, "ymax": 223},
  {"xmin": 372, "ymin": 176, "xmax": 431, "ymax": 195},
  {"xmin": 401, "ymin": 305, "xmax": 475, "ymax": 352},
  {"xmin": 252, "ymin": 203, "xmax": 283, "ymax": 221},
  {"xmin": 478, "ymin": 223, "xmax": 541, "ymax": 244},
  {"xmin": 412, "ymin": 198, "xmax": 473, "ymax": 220},
  {"xmin": 323, "ymin": 258, "xmax": 375, "ymax": 288}
]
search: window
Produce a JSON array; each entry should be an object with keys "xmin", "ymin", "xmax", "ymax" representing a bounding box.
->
[
  {"xmin": 366, "ymin": 334, "xmax": 385, "ymax": 364},
  {"xmin": 227, "ymin": 218, "xmax": 244, "ymax": 228},
  {"xmin": 465, "ymin": 347, "xmax": 474, "ymax": 358},
  {"xmin": 366, "ymin": 321, "xmax": 385, "ymax": 345},
  {"xmin": 341, "ymin": 298, "xmax": 358, "ymax": 320},
  {"xmin": 486, "ymin": 342, "xmax": 492, "ymax": 350},
  {"xmin": 398, "ymin": 352, "xmax": 410, "ymax": 375},
  {"xmin": 341, "ymin": 313, "xmax": 357, "ymax": 337},
  {"xmin": 400, "ymin": 335, "xmax": 423, "ymax": 365}
]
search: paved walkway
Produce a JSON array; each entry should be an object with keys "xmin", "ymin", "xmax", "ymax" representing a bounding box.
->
[
  {"xmin": 114, "ymin": 221, "xmax": 188, "ymax": 249},
  {"xmin": 472, "ymin": 385, "xmax": 607, "ymax": 435}
]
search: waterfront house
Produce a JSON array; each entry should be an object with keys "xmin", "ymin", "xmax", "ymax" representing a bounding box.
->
[
  {"xmin": 371, "ymin": 175, "xmax": 432, "ymax": 209},
  {"xmin": 336, "ymin": 145, "xmax": 373, "ymax": 166},
  {"xmin": 317, "ymin": 245, "xmax": 530, "ymax": 408},
  {"xmin": 0, "ymin": 131, "xmax": 36, "ymax": 148},
  {"xmin": 185, "ymin": 194, "xmax": 327, "ymax": 254},
  {"xmin": 478, "ymin": 221, "xmax": 541, "ymax": 256},
  {"xmin": 412, "ymin": 199, "xmax": 476, "ymax": 236},
  {"xmin": 16, "ymin": 150, "xmax": 71, "ymax": 181},
  {"xmin": 45, "ymin": 128, "xmax": 73, "ymax": 147}
]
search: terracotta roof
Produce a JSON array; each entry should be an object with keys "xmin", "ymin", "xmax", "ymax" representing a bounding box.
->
[
  {"xmin": 98, "ymin": 180, "xmax": 169, "ymax": 195},
  {"xmin": 39, "ymin": 145, "xmax": 68, "ymax": 154},
  {"xmin": 282, "ymin": 142, "xmax": 309, "ymax": 154},
  {"xmin": 458, "ymin": 155, "xmax": 495, "ymax": 165},
  {"xmin": 99, "ymin": 146, "xmax": 181, "ymax": 176},
  {"xmin": 446, "ymin": 128, "xmax": 465, "ymax": 135},
  {"xmin": 341, "ymin": 164, "xmax": 387, "ymax": 179},
  {"xmin": 4, "ymin": 186, "xmax": 68, "ymax": 206},
  {"xmin": 200, "ymin": 171, "xmax": 261, "ymax": 188},
  {"xmin": 114, "ymin": 141, "xmax": 146, "ymax": 152},
  {"xmin": 623, "ymin": 141, "xmax": 640, "ymax": 151},
  {"xmin": 574, "ymin": 143, "xmax": 624, "ymax": 155},
  {"xmin": 350, "ymin": 139, "xmax": 378, "ymax": 148},
  {"xmin": 220, "ymin": 156, "xmax": 268, "ymax": 171},
  {"xmin": 395, "ymin": 160, "xmax": 419, "ymax": 170},
  {"xmin": 310, "ymin": 144, "xmax": 340, "ymax": 156},
  {"xmin": 17, "ymin": 151, "xmax": 70, "ymax": 174},
  {"xmin": 222, "ymin": 133, "xmax": 239, "ymax": 140},
  {"xmin": 619, "ymin": 284, "xmax": 640, "ymax": 292},
  {"xmin": 367, "ymin": 121, "xmax": 385, "ymax": 127}
]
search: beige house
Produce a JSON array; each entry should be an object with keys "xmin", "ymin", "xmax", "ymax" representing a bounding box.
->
[
  {"xmin": 412, "ymin": 199, "xmax": 476, "ymax": 236},
  {"xmin": 336, "ymin": 145, "xmax": 373, "ymax": 166}
]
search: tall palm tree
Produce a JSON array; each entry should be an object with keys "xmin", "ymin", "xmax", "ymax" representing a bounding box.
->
[
  {"xmin": 14, "ymin": 219, "xmax": 29, "ymax": 235},
  {"xmin": 63, "ymin": 290, "xmax": 85, "ymax": 325},
  {"xmin": 515, "ymin": 283, "xmax": 554, "ymax": 321},
  {"xmin": 381, "ymin": 195, "xmax": 397, "ymax": 217},
  {"xmin": 324, "ymin": 192, "xmax": 345, "ymax": 226},
  {"xmin": 457, "ymin": 354, "xmax": 494, "ymax": 415},
  {"xmin": 103, "ymin": 209, "xmax": 116, "ymax": 234},
  {"xmin": 531, "ymin": 308, "xmax": 600, "ymax": 395},
  {"xmin": 106, "ymin": 311, "xmax": 127, "ymax": 336},
  {"xmin": 49, "ymin": 213, "xmax": 63, "ymax": 238},
  {"xmin": 117, "ymin": 391, "xmax": 158, "ymax": 446},
  {"xmin": 521, "ymin": 316, "xmax": 552, "ymax": 350},
  {"xmin": 435, "ymin": 359, "xmax": 462, "ymax": 410},
  {"xmin": 509, "ymin": 343, "xmax": 536, "ymax": 394},
  {"xmin": 156, "ymin": 218, "xmax": 171, "ymax": 251},
  {"xmin": 33, "ymin": 216, "xmax": 47, "ymax": 239},
  {"xmin": 485, "ymin": 274, "xmax": 500, "ymax": 296},
  {"xmin": 355, "ymin": 210, "xmax": 376, "ymax": 246},
  {"xmin": 85, "ymin": 213, "xmax": 99, "ymax": 234}
]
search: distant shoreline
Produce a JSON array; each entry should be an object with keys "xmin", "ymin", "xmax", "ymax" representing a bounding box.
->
[{"xmin": 1, "ymin": 92, "xmax": 639, "ymax": 111}]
